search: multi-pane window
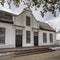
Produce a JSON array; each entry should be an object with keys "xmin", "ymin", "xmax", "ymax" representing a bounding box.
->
[
  {"xmin": 26, "ymin": 16, "xmax": 30, "ymax": 26},
  {"xmin": 26, "ymin": 31, "xmax": 31, "ymax": 43},
  {"xmin": 0, "ymin": 28, "xmax": 5, "ymax": 44},
  {"xmin": 16, "ymin": 30, "xmax": 22, "ymax": 35},
  {"xmin": 43, "ymin": 33, "xmax": 47, "ymax": 43},
  {"xmin": 49, "ymin": 33, "xmax": 53, "ymax": 43},
  {"xmin": 34, "ymin": 32, "xmax": 38, "ymax": 36}
]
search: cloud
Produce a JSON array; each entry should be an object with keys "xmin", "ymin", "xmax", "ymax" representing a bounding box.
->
[{"xmin": 48, "ymin": 16, "xmax": 60, "ymax": 30}]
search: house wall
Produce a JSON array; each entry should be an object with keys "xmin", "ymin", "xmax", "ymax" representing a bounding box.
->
[
  {"xmin": 22, "ymin": 29, "xmax": 56, "ymax": 47},
  {"xmin": 0, "ymin": 22, "xmax": 15, "ymax": 48},
  {"xmin": 14, "ymin": 10, "xmax": 39, "ymax": 47},
  {"xmin": 39, "ymin": 30, "xmax": 56, "ymax": 46},
  {"xmin": 0, "ymin": 8, "xmax": 56, "ymax": 48},
  {"xmin": 0, "ymin": 9, "xmax": 40, "ymax": 48}
]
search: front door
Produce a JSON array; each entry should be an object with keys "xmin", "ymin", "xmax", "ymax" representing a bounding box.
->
[
  {"xmin": 34, "ymin": 32, "xmax": 38, "ymax": 46},
  {"xmin": 16, "ymin": 30, "xmax": 22, "ymax": 48}
]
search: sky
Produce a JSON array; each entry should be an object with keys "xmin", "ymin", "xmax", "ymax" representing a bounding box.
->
[{"xmin": 0, "ymin": 0, "xmax": 60, "ymax": 31}]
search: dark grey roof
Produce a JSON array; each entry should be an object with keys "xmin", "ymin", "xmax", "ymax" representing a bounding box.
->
[
  {"xmin": 39, "ymin": 22, "xmax": 55, "ymax": 32},
  {"xmin": 0, "ymin": 10, "xmax": 13, "ymax": 24}
]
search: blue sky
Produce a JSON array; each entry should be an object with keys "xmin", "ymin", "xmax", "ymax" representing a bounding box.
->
[{"xmin": 0, "ymin": 0, "xmax": 60, "ymax": 30}]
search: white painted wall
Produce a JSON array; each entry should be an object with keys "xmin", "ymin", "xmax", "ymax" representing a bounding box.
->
[
  {"xmin": 0, "ymin": 22, "xmax": 15, "ymax": 48},
  {"xmin": 39, "ymin": 30, "xmax": 56, "ymax": 46},
  {"xmin": 14, "ymin": 9, "xmax": 39, "ymax": 29},
  {"xmin": 23, "ymin": 29, "xmax": 34, "ymax": 47}
]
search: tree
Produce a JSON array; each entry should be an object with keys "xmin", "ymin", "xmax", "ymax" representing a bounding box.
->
[{"xmin": 0, "ymin": 0, "xmax": 60, "ymax": 17}]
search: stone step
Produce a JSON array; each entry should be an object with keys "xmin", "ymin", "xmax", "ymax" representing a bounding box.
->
[
  {"xmin": 0, "ymin": 47, "xmax": 49, "ymax": 53},
  {"xmin": 13, "ymin": 48, "xmax": 54, "ymax": 57}
]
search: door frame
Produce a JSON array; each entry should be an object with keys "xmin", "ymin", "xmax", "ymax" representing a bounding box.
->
[
  {"xmin": 15, "ymin": 29, "xmax": 23, "ymax": 48},
  {"xmin": 34, "ymin": 32, "xmax": 38, "ymax": 46}
]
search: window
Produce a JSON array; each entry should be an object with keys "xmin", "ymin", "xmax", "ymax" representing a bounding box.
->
[
  {"xmin": 43, "ymin": 33, "xmax": 47, "ymax": 43},
  {"xmin": 16, "ymin": 30, "xmax": 22, "ymax": 35},
  {"xmin": 34, "ymin": 32, "xmax": 38, "ymax": 36},
  {"xmin": 0, "ymin": 28, "xmax": 5, "ymax": 44},
  {"xmin": 49, "ymin": 33, "xmax": 53, "ymax": 43},
  {"xmin": 26, "ymin": 31, "xmax": 31, "ymax": 43},
  {"xmin": 26, "ymin": 16, "xmax": 30, "ymax": 26}
]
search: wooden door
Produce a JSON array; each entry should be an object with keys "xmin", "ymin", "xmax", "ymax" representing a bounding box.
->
[
  {"xmin": 16, "ymin": 30, "xmax": 22, "ymax": 48},
  {"xmin": 34, "ymin": 32, "xmax": 38, "ymax": 46},
  {"xmin": 16, "ymin": 35, "xmax": 22, "ymax": 47}
]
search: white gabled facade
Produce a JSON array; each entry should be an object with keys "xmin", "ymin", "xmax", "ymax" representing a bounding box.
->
[
  {"xmin": 13, "ymin": 8, "xmax": 39, "ymax": 47},
  {"xmin": 0, "ymin": 7, "xmax": 56, "ymax": 48}
]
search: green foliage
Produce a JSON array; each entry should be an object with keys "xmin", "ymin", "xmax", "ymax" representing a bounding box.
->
[
  {"xmin": 13, "ymin": 0, "xmax": 20, "ymax": 7},
  {"xmin": 34, "ymin": 0, "xmax": 60, "ymax": 17},
  {"xmin": 0, "ymin": 0, "xmax": 5, "ymax": 6},
  {"xmin": 0, "ymin": 0, "xmax": 60, "ymax": 17}
]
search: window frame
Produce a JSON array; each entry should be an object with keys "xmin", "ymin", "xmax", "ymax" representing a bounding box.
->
[
  {"xmin": 0, "ymin": 28, "xmax": 5, "ymax": 44},
  {"xmin": 34, "ymin": 32, "xmax": 38, "ymax": 36},
  {"xmin": 49, "ymin": 33, "xmax": 53, "ymax": 43},
  {"xmin": 16, "ymin": 29, "xmax": 22, "ymax": 35},
  {"xmin": 43, "ymin": 33, "xmax": 47, "ymax": 43},
  {"xmin": 26, "ymin": 31, "xmax": 31, "ymax": 43},
  {"xmin": 26, "ymin": 16, "xmax": 30, "ymax": 26}
]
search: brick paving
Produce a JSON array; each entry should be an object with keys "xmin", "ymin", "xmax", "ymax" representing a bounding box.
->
[{"xmin": 0, "ymin": 50, "xmax": 60, "ymax": 60}]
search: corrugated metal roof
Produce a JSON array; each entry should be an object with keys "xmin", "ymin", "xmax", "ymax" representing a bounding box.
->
[
  {"xmin": 0, "ymin": 10, "xmax": 13, "ymax": 24},
  {"xmin": 39, "ymin": 22, "xmax": 55, "ymax": 32}
]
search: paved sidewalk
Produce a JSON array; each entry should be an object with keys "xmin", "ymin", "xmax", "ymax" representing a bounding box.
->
[{"xmin": 0, "ymin": 50, "xmax": 60, "ymax": 60}]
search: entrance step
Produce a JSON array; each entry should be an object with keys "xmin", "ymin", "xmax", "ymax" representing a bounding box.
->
[
  {"xmin": 12, "ymin": 47, "xmax": 54, "ymax": 57},
  {"xmin": 0, "ymin": 46, "xmax": 55, "ymax": 57}
]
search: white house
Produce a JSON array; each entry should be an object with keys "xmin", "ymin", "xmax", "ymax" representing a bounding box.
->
[{"xmin": 0, "ymin": 7, "xmax": 56, "ymax": 48}]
